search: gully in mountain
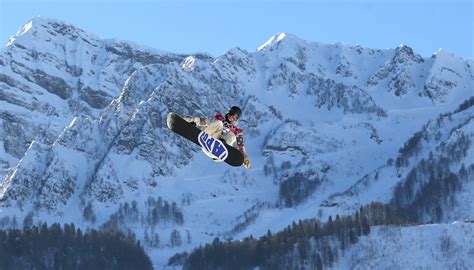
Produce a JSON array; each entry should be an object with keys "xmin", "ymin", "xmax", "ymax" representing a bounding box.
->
[{"xmin": 180, "ymin": 106, "xmax": 251, "ymax": 169}]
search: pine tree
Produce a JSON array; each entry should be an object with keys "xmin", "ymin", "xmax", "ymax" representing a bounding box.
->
[
  {"xmin": 83, "ymin": 202, "xmax": 96, "ymax": 223},
  {"xmin": 186, "ymin": 230, "xmax": 192, "ymax": 244},
  {"xmin": 361, "ymin": 216, "xmax": 370, "ymax": 235},
  {"xmin": 315, "ymin": 253, "xmax": 323, "ymax": 270},
  {"xmin": 153, "ymin": 233, "xmax": 160, "ymax": 248},
  {"xmin": 170, "ymin": 229, "xmax": 182, "ymax": 247},
  {"xmin": 22, "ymin": 212, "xmax": 34, "ymax": 228},
  {"xmin": 326, "ymin": 216, "xmax": 335, "ymax": 235}
]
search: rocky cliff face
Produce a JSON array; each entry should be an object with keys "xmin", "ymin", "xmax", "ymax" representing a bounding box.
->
[{"xmin": 0, "ymin": 18, "xmax": 472, "ymax": 266}]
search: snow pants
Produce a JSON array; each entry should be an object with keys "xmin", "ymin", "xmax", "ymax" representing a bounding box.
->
[{"xmin": 204, "ymin": 120, "xmax": 236, "ymax": 146}]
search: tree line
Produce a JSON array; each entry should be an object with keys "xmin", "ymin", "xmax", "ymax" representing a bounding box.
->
[
  {"xmin": 169, "ymin": 202, "xmax": 406, "ymax": 270},
  {"xmin": 0, "ymin": 222, "xmax": 152, "ymax": 270},
  {"xmin": 453, "ymin": 96, "xmax": 474, "ymax": 114}
]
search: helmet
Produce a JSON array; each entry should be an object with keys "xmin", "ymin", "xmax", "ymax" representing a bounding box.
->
[{"xmin": 227, "ymin": 106, "xmax": 242, "ymax": 120}]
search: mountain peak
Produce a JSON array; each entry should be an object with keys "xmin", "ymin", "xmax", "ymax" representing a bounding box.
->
[
  {"xmin": 391, "ymin": 43, "xmax": 424, "ymax": 64},
  {"xmin": 396, "ymin": 44, "xmax": 413, "ymax": 51},
  {"xmin": 256, "ymin": 32, "xmax": 308, "ymax": 52},
  {"xmin": 431, "ymin": 48, "xmax": 464, "ymax": 61},
  {"xmin": 7, "ymin": 16, "xmax": 97, "ymax": 47}
]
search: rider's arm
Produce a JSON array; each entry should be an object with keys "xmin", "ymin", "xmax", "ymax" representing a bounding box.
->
[
  {"xmin": 180, "ymin": 115, "xmax": 210, "ymax": 127},
  {"xmin": 236, "ymin": 133, "xmax": 251, "ymax": 169},
  {"xmin": 236, "ymin": 134, "xmax": 247, "ymax": 156}
]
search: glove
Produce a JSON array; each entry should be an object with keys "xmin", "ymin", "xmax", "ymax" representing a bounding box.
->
[{"xmin": 243, "ymin": 156, "xmax": 251, "ymax": 169}]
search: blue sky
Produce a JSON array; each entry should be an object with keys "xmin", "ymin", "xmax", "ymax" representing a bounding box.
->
[{"xmin": 1, "ymin": 0, "xmax": 472, "ymax": 59}]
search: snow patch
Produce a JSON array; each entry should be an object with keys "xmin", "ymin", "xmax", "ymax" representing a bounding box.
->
[
  {"xmin": 257, "ymin": 32, "xmax": 290, "ymax": 52},
  {"xmin": 182, "ymin": 56, "xmax": 196, "ymax": 70},
  {"xmin": 18, "ymin": 20, "xmax": 34, "ymax": 36}
]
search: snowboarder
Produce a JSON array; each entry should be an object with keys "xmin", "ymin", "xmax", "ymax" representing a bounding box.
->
[{"xmin": 180, "ymin": 106, "xmax": 251, "ymax": 169}]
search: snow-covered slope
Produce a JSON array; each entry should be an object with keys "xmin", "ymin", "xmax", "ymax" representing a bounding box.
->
[
  {"xmin": 324, "ymin": 97, "xmax": 474, "ymax": 223},
  {"xmin": 334, "ymin": 222, "xmax": 474, "ymax": 270},
  {"xmin": 0, "ymin": 18, "xmax": 473, "ymax": 268},
  {"xmin": 0, "ymin": 16, "xmax": 189, "ymax": 179}
]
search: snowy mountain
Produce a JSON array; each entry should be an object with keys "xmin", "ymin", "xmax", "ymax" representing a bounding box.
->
[
  {"xmin": 0, "ymin": 17, "xmax": 190, "ymax": 180},
  {"xmin": 0, "ymin": 18, "xmax": 473, "ymax": 268}
]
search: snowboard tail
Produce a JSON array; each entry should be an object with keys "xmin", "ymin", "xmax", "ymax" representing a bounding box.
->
[{"xmin": 167, "ymin": 112, "xmax": 244, "ymax": 167}]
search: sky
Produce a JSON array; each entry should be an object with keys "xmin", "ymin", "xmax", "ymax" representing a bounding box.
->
[{"xmin": 0, "ymin": 0, "xmax": 472, "ymax": 59}]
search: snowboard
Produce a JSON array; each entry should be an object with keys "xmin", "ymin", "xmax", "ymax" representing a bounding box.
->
[{"xmin": 166, "ymin": 112, "xmax": 244, "ymax": 167}]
